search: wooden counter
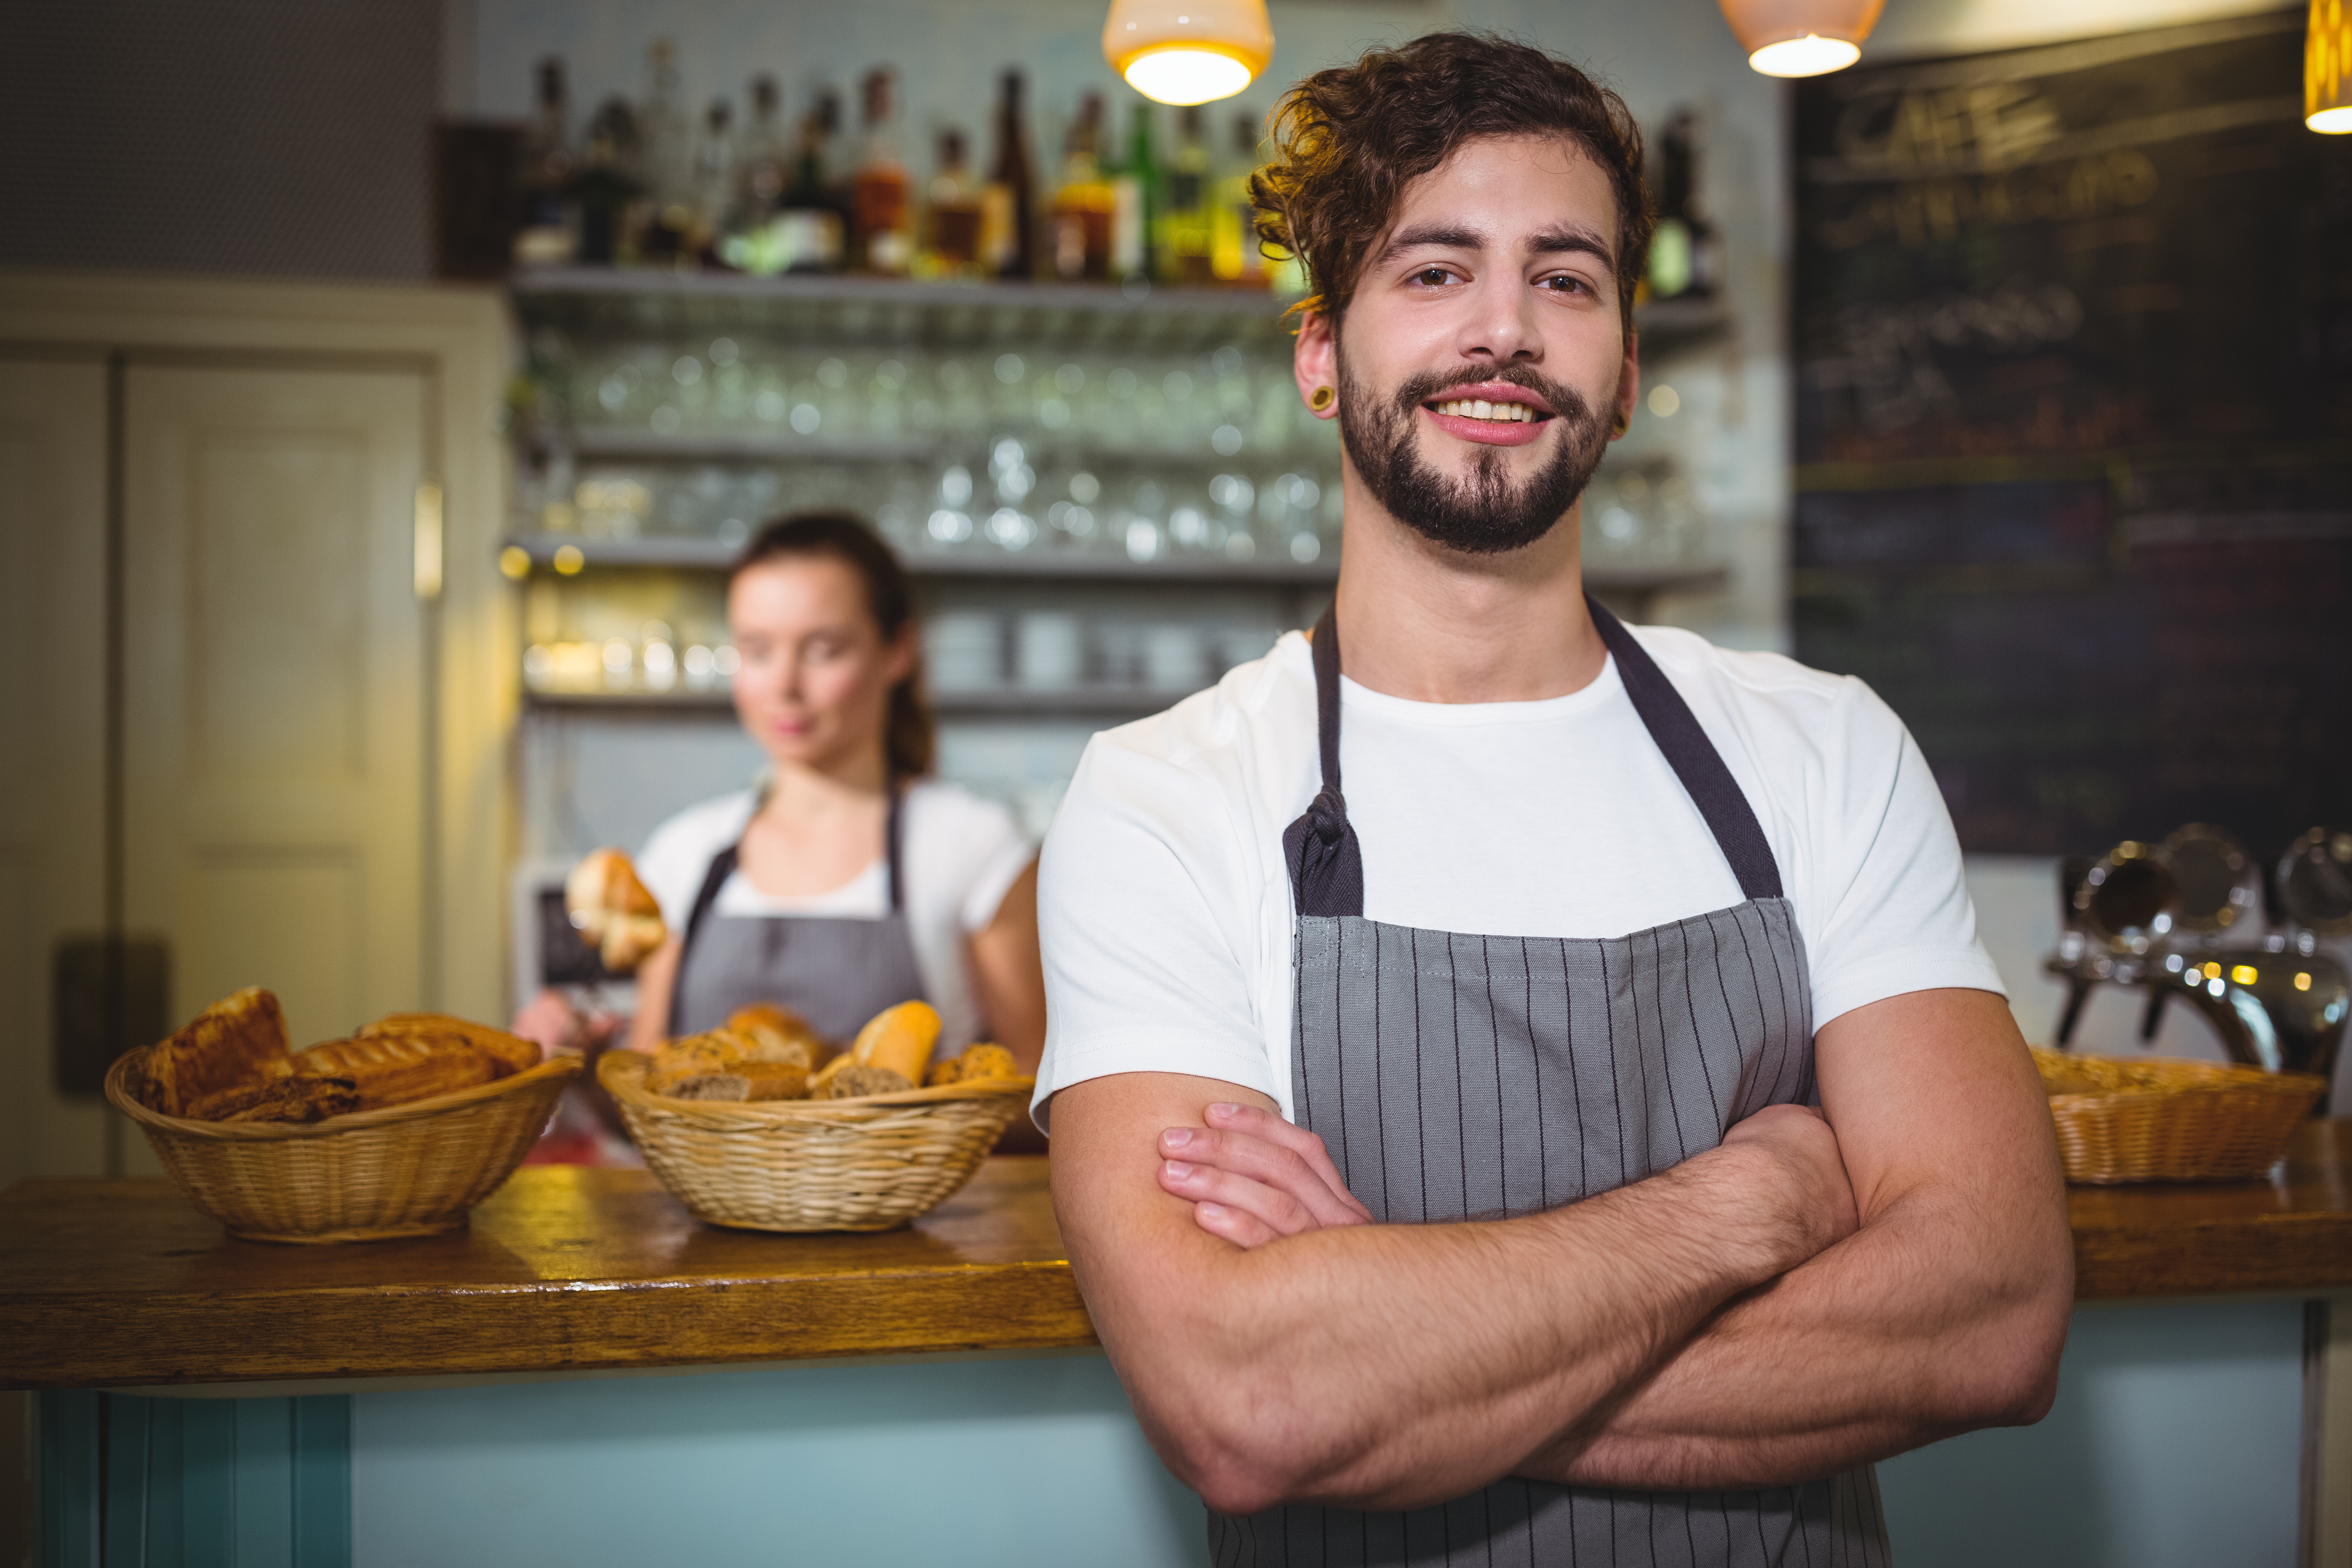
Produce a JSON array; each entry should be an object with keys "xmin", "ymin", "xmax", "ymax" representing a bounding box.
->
[{"xmin": 8, "ymin": 1123, "xmax": 2352, "ymax": 1392}]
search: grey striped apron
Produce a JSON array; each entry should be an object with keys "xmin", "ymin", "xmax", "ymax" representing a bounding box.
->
[
  {"xmin": 668, "ymin": 786, "xmax": 930, "ymax": 1045},
  {"xmin": 1211, "ymin": 599, "xmax": 1892, "ymax": 1567}
]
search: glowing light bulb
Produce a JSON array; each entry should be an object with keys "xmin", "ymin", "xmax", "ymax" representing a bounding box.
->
[
  {"xmin": 1748, "ymin": 34, "xmax": 1864, "ymax": 76},
  {"xmin": 1104, "ymin": 0, "xmax": 1273, "ymax": 107}
]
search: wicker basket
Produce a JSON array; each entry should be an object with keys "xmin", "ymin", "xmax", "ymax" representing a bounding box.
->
[
  {"xmin": 105, "ymin": 1047, "xmax": 583, "ymax": 1243},
  {"xmin": 2032, "ymin": 1047, "xmax": 2325, "ymax": 1184},
  {"xmin": 599, "ymin": 1050, "xmax": 1032, "ymax": 1232}
]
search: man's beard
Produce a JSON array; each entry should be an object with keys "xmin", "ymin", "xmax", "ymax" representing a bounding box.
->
[{"xmin": 1335, "ymin": 350, "xmax": 1613, "ymax": 556}]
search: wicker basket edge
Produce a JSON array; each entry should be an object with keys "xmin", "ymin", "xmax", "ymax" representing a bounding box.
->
[{"xmin": 104, "ymin": 1046, "xmax": 584, "ymax": 1140}]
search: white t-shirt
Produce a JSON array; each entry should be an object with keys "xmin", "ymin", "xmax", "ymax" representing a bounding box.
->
[
  {"xmin": 637, "ymin": 779, "xmax": 1035, "ymax": 1053},
  {"xmin": 1035, "ymin": 626, "xmax": 2003, "ymax": 1125}
]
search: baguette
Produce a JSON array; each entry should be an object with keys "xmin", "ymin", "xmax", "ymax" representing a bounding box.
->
[
  {"xmin": 848, "ymin": 1000, "xmax": 941, "ymax": 1085},
  {"xmin": 142, "ymin": 987, "xmax": 290, "ymax": 1116},
  {"xmin": 294, "ymin": 1035, "xmax": 502, "ymax": 1111}
]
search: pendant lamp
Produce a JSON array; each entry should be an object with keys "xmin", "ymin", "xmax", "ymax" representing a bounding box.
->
[
  {"xmin": 1717, "ymin": 0, "xmax": 1884, "ymax": 78},
  {"xmin": 1102, "ymin": 0, "xmax": 1275, "ymax": 106},
  {"xmin": 2314, "ymin": 0, "xmax": 2352, "ymax": 134}
]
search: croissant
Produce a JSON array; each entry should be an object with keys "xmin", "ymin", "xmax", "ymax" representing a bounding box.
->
[
  {"xmin": 359, "ymin": 1012, "xmax": 540, "ymax": 1074},
  {"xmin": 143, "ymin": 987, "xmax": 290, "ymax": 1116},
  {"xmin": 295, "ymin": 1034, "xmax": 501, "ymax": 1111}
]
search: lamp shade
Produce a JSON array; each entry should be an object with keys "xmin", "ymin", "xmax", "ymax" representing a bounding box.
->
[
  {"xmin": 2314, "ymin": 0, "xmax": 2352, "ymax": 133},
  {"xmin": 1102, "ymin": 0, "xmax": 1275, "ymax": 107},
  {"xmin": 1717, "ymin": 0, "xmax": 1885, "ymax": 78}
]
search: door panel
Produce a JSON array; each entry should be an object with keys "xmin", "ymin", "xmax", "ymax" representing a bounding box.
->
[
  {"xmin": 125, "ymin": 366, "xmax": 428, "ymax": 1049},
  {"xmin": 0, "ymin": 360, "xmax": 107, "ymax": 1181}
]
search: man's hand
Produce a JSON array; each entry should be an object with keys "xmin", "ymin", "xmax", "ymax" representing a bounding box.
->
[
  {"xmin": 1156, "ymin": 1100, "xmax": 1374, "ymax": 1246},
  {"xmin": 1158, "ymin": 1098, "xmax": 1855, "ymax": 1270}
]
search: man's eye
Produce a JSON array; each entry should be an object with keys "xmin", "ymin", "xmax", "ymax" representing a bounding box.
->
[
  {"xmin": 1413, "ymin": 267, "xmax": 1454, "ymax": 287},
  {"xmin": 1540, "ymin": 275, "xmax": 1592, "ymax": 294}
]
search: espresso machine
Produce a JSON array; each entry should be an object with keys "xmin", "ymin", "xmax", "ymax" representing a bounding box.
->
[{"xmin": 2047, "ymin": 824, "xmax": 2352, "ymax": 1088}]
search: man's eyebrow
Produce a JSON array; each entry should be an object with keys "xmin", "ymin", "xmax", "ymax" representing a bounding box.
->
[
  {"xmin": 1528, "ymin": 225, "xmax": 1616, "ymax": 271},
  {"xmin": 1375, "ymin": 224, "xmax": 1488, "ymax": 264}
]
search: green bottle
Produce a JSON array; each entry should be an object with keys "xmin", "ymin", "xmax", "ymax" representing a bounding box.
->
[{"xmin": 1110, "ymin": 101, "xmax": 1161, "ymax": 283}]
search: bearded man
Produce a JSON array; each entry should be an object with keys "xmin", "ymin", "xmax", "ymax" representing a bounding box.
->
[{"xmin": 1033, "ymin": 31, "xmax": 2072, "ymax": 1566}]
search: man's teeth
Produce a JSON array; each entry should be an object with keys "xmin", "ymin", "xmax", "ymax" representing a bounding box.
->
[{"xmin": 1434, "ymin": 399, "xmax": 1538, "ymax": 423}]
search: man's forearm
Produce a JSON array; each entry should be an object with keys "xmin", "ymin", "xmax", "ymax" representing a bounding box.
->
[
  {"xmin": 1517, "ymin": 1183, "xmax": 2074, "ymax": 1490},
  {"xmin": 1081, "ymin": 1139, "xmax": 1821, "ymax": 1514}
]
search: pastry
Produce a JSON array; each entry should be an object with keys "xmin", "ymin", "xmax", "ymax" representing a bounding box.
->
[
  {"xmin": 185, "ymin": 1074, "xmax": 361, "ymax": 1124},
  {"xmin": 142, "ymin": 987, "xmax": 290, "ymax": 1116},
  {"xmin": 847, "ymin": 1000, "xmax": 941, "ymax": 1085},
  {"xmin": 294, "ymin": 1034, "xmax": 502, "ymax": 1111},
  {"xmin": 565, "ymin": 848, "xmax": 669, "ymax": 971},
  {"xmin": 924, "ymin": 1057, "xmax": 962, "ymax": 1087},
  {"xmin": 817, "ymin": 1064, "xmax": 913, "ymax": 1100},
  {"xmin": 359, "ymin": 1013, "xmax": 539, "ymax": 1075}
]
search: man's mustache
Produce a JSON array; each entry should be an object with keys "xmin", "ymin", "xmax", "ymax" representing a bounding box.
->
[{"xmin": 1388, "ymin": 366, "xmax": 1596, "ymax": 425}]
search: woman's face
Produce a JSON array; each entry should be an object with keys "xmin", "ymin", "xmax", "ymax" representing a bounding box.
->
[{"xmin": 728, "ymin": 555, "xmax": 915, "ymax": 777}]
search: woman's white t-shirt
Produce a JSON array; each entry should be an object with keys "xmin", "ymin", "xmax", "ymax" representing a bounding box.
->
[
  {"xmin": 636, "ymin": 779, "xmax": 1034, "ymax": 1052},
  {"xmin": 1035, "ymin": 626, "xmax": 2005, "ymax": 1125}
]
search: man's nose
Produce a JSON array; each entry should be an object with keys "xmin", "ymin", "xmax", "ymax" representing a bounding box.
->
[{"xmin": 1452, "ymin": 274, "xmax": 1543, "ymax": 365}]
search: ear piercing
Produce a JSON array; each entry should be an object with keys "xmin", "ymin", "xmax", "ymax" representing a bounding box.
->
[
  {"xmin": 1611, "ymin": 412, "xmax": 1630, "ymax": 436},
  {"xmin": 1310, "ymin": 385, "xmax": 1336, "ymax": 412}
]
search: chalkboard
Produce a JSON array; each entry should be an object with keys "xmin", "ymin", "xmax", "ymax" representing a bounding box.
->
[{"xmin": 1791, "ymin": 9, "xmax": 2352, "ymax": 857}]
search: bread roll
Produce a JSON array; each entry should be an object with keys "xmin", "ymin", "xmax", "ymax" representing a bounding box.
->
[
  {"xmin": 143, "ymin": 987, "xmax": 291, "ymax": 1116},
  {"xmin": 723, "ymin": 1004, "xmax": 823, "ymax": 1071},
  {"xmin": 359, "ymin": 1013, "xmax": 539, "ymax": 1075},
  {"xmin": 924, "ymin": 1057, "xmax": 963, "ymax": 1087},
  {"xmin": 565, "ymin": 849, "xmax": 668, "ymax": 971},
  {"xmin": 848, "ymin": 1000, "xmax": 940, "ymax": 1085},
  {"xmin": 817, "ymin": 1064, "xmax": 913, "ymax": 1100},
  {"xmin": 294, "ymin": 1034, "xmax": 501, "ymax": 1111}
]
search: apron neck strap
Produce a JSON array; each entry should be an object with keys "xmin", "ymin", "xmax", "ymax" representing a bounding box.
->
[
  {"xmin": 1584, "ymin": 597, "xmax": 1783, "ymax": 902},
  {"xmin": 1281, "ymin": 597, "xmax": 1784, "ymax": 920},
  {"xmin": 1283, "ymin": 606, "xmax": 1367, "ymax": 918}
]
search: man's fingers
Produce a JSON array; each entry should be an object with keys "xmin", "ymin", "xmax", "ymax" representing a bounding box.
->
[
  {"xmin": 1160, "ymin": 1125, "xmax": 1370, "ymax": 1228},
  {"xmin": 1159, "ymin": 1158, "xmax": 1318, "ymax": 1238},
  {"xmin": 1204, "ymin": 1102, "xmax": 1367, "ymax": 1212},
  {"xmin": 1191, "ymin": 1200, "xmax": 1281, "ymax": 1249}
]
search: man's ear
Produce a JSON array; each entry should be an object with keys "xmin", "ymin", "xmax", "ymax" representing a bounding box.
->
[
  {"xmin": 1293, "ymin": 309, "xmax": 1339, "ymax": 419},
  {"xmin": 1611, "ymin": 327, "xmax": 1640, "ymax": 441}
]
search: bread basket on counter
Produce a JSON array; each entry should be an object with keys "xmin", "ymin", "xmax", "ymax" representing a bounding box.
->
[
  {"xmin": 2032, "ymin": 1047, "xmax": 2325, "ymax": 1184},
  {"xmin": 599, "ymin": 1050, "xmax": 1032, "ymax": 1232},
  {"xmin": 106, "ymin": 1048, "xmax": 581, "ymax": 1243}
]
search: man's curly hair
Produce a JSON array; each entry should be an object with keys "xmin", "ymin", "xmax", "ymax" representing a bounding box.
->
[{"xmin": 1250, "ymin": 32, "xmax": 1654, "ymax": 337}]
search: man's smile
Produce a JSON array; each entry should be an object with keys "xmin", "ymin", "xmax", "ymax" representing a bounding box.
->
[{"xmin": 1420, "ymin": 379, "xmax": 1557, "ymax": 447}]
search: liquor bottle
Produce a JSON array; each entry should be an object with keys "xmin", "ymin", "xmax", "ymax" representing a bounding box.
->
[
  {"xmin": 776, "ymin": 105, "xmax": 847, "ymax": 272},
  {"xmin": 1160, "ymin": 105, "xmax": 1214, "ymax": 285},
  {"xmin": 570, "ymin": 97, "xmax": 642, "ymax": 266},
  {"xmin": 739, "ymin": 74, "xmax": 790, "ymax": 221},
  {"xmin": 1109, "ymin": 101, "xmax": 1160, "ymax": 283},
  {"xmin": 1052, "ymin": 93, "xmax": 1114, "ymax": 282},
  {"xmin": 851, "ymin": 69, "xmax": 913, "ymax": 275},
  {"xmin": 1647, "ymin": 110, "xmax": 1721, "ymax": 300},
  {"xmin": 1211, "ymin": 110, "xmax": 1263, "ymax": 284},
  {"xmin": 688, "ymin": 99, "xmax": 737, "ymax": 255},
  {"xmin": 924, "ymin": 129, "xmax": 984, "ymax": 275},
  {"xmin": 981, "ymin": 70, "xmax": 1035, "ymax": 280},
  {"xmin": 636, "ymin": 40, "xmax": 694, "ymax": 264},
  {"xmin": 514, "ymin": 56, "xmax": 577, "ymax": 266}
]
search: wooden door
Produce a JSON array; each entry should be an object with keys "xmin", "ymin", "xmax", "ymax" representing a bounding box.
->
[
  {"xmin": 0, "ymin": 359, "xmax": 107, "ymax": 1182},
  {"xmin": 123, "ymin": 365, "xmax": 431, "ymax": 1050}
]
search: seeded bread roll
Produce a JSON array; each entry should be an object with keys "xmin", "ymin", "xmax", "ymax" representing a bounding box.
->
[
  {"xmin": 953, "ymin": 1044, "xmax": 1018, "ymax": 1082},
  {"xmin": 723, "ymin": 1004, "xmax": 823, "ymax": 1071},
  {"xmin": 658, "ymin": 1061, "xmax": 811, "ymax": 1102},
  {"xmin": 142, "ymin": 987, "xmax": 291, "ymax": 1116}
]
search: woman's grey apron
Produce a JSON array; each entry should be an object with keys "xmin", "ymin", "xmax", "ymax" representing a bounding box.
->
[
  {"xmin": 668, "ymin": 788, "xmax": 930, "ymax": 1045},
  {"xmin": 1209, "ymin": 600, "xmax": 1891, "ymax": 1568}
]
